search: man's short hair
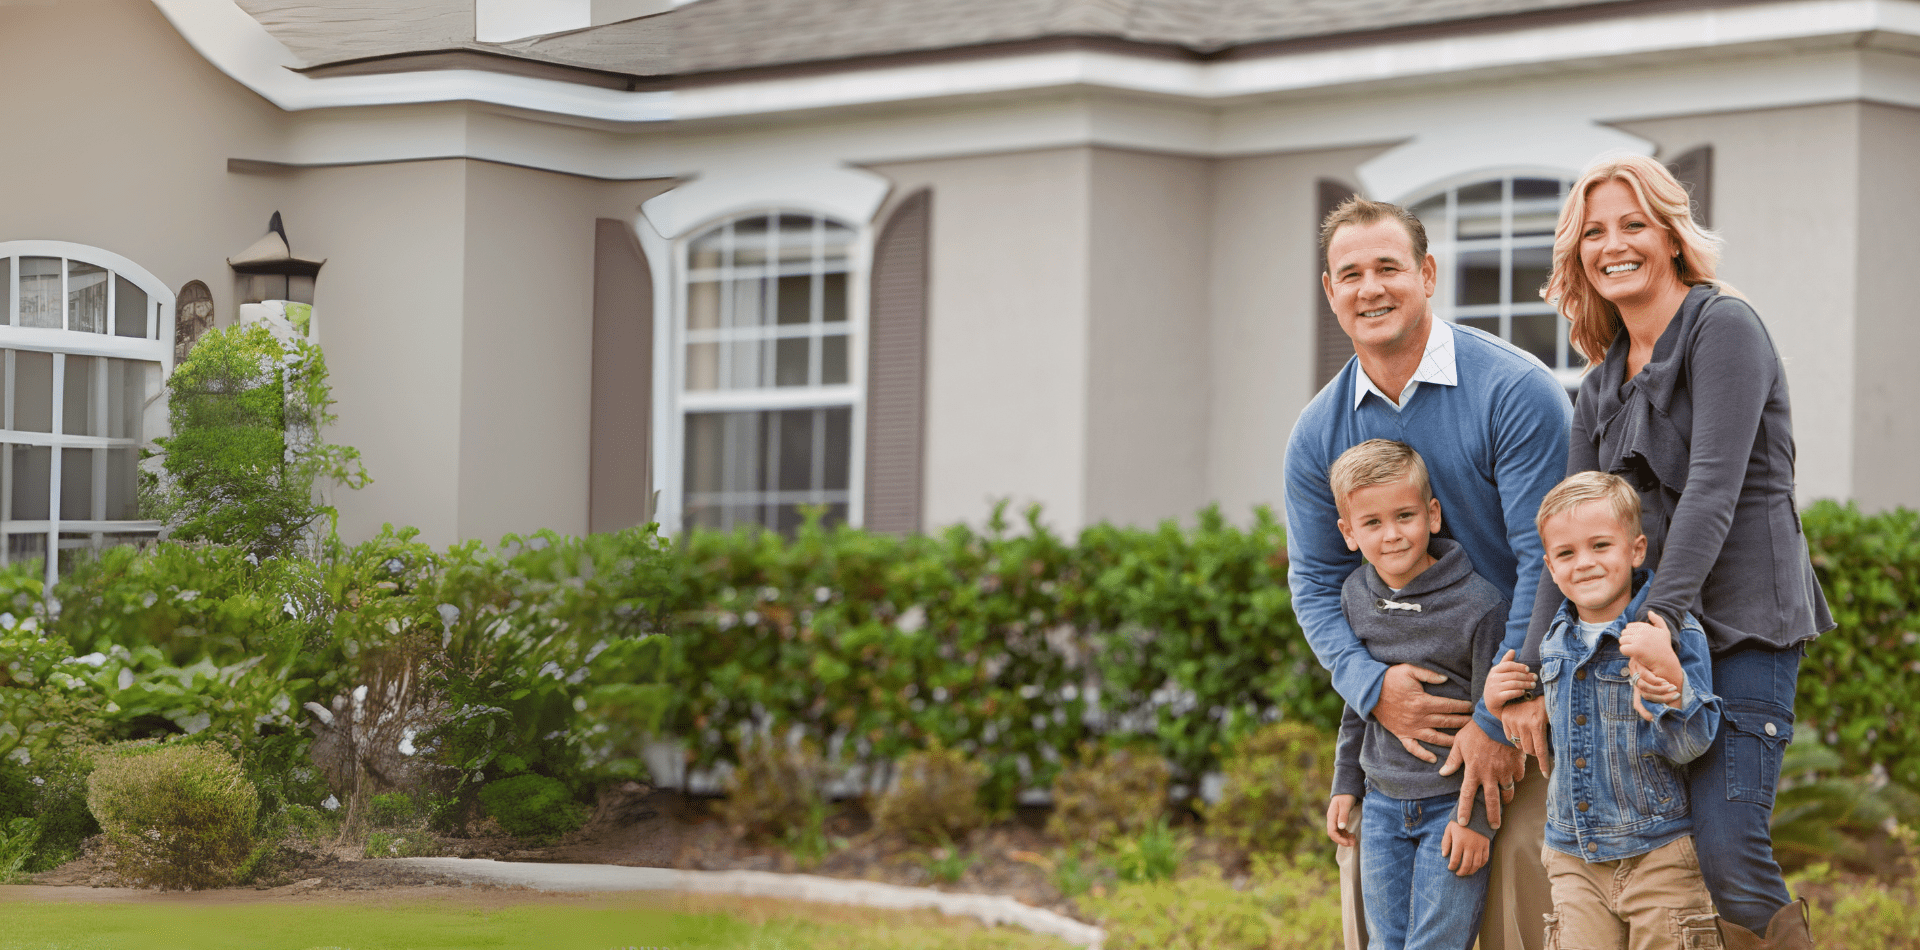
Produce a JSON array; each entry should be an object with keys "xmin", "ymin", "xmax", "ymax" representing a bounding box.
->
[
  {"xmin": 1319, "ymin": 196, "xmax": 1429, "ymax": 273},
  {"xmin": 1329, "ymin": 439, "xmax": 1432, "ymax": 516},
  {"xmin": 1535, "ymin": 471, "xmax": 1643, "ymax": 537}
]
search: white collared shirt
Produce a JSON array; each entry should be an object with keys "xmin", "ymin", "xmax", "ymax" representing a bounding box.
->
[{"xmin": 1352, "ymin": 316, "xmax": 1458, "ymax": 411}]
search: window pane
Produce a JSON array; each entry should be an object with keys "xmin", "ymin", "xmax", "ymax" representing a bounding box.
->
[
  {"xmin": 1513, "ymin": 178, "xmax": 1563, "ymax": 200},
  {"xmin": 12, "ymin": 350, "xmax": 53, "ymax": 433},
  {"xmin": 821, "ymin": 221, "xmax": 854, "ymax": 268},
  {"xmin": 686, "ymin": 342, "xmax": 719, "ymax": 391},
  {"xmin": 1456, "ymin": 251, "xmax": 1502, "ymax": 306},
  {"xmin": 1512, "ymin": 314, "xmax": 1559, "ymax": 368},
  {"xmin": 821, "ymin": 272, "xmax": 846, "ymax": 324},
  {"xmin": 63, "ymin": 355, "xmax": 96, "ymax": 436},
  {"xmin": 687, "ymin": 281, "xmax": 720, "ymax": 330},
  {"xmin": 60, "ymin": 447, "xmax": 93, "ymax": 521},
  {"xmin": 0, "ymin": 260, "xmax": 8, "ymax": 322},
  {"xmin": 69, "ymin": 262, "xmax": 107, "ymax": 334},
  {"xmin": 729, "ymin": 276, "xmax": 768, "ymax": 329},
  {"xmin": 1408, "ymin": 195, "xmax": 1444, "ymax": 222},
  {"xmin": 11, "ymin": 444, "xmax": 49, "ymax": 520},
  {"xmin": 821, "ymin": 333, "xmax": 848, "ymax": 385},
  {"xmin": 1459, "ymin": 316, "xmax": 1501, "ymax": 340},
  {"xmin": 113, "ymin": 276, "xmax": 147, "ymax": 338},
  {"xmin": 822, "ymin": 406, "xmax": 850, "ymax": 491},
  {"xmin": 6, "ymin": 533, "xmax": 45, "ymax": 567},
  {"xmin": 1566, "ymin": 339, "xmax": 1589, "ymax": 370},
  {"xmin": 776, "ymin": 215, "xmax": 816, "ymax": 264},
  {"xmin": 106, "ymin": 447, "xmax": 138, "ymax": 520},
  {"xmin": 774, "ymin": 408, "xmax": 813, "ymax": 492},
  {"xmin": 1511, "ymin": 246, "xmax": 1552, "ymax": 306},
  {"xmin": 689, "ymin": 229, "xmax": 724, "ymax": 270},
  {"xmin": 775, "ymin": 337, "xmax": 809, "ymax": 387},
  {"xmin": 727, "ymin": 338, "xmax": 771, "ymax": 389},
  {"xmin": 19, "ymin": 258, "xmax": 61, "ymax": 329},
  {"xmin": 107, "ymin": 359, "xmax": 151, "ymax": 441},
  {"xmin": 776, "ymin": 275, "xmax": 811, "ymax": 325},
  {"xmin": 731, "ymin": 216, "xmax": 771, "ymax": 267}
]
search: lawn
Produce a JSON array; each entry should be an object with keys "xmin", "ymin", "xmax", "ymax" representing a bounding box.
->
[{"xmin": 0, "ymin": 890, "xmax": 1074, "ymax": 950}]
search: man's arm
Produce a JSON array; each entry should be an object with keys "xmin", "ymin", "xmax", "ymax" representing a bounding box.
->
[{"xmin": 1284, "ymin": 418, "xmax": 1390, "ymax": 717}]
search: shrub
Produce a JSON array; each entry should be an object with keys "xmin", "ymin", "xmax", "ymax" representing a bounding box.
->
[
  {"xmin": 367, "ymin": 793, "xmax": 419, "ymax": 829},
  {"xmin": 1106, "ymin": 817, "xmax": 1187, "ymax": 884},
  {"xmin": 1203, "ymin": 720, "xmax": 1338, "ymax": 863},
  {"xmin": 1772, "ymin": 739, "xmax": 1920, "ymax": 871},
  {"xmin": 1046, "ymin": 744, "xmax": 1170, "ymax": 846},
  {"xmin": 719, "ymin": 735, "xmax": 830, "ymax": 843},
  {"xmin": 0, "ymin": 816, "xmax": 36, "ymax": 883},
  {"xmin": 477, "ymin": 774, "xmax": 586, "ymax": 844},
  {"xmin": 1089, "ymin": 856, "xmax": 1341, "ymax": 950},
  {"xmin": 875, "ymin": 743, "xmax": 988, "ymax": 845},
  {"xmin": 18, "ymin": 746, "xmax": 101, "ymax": 873},
  {"xmin": 86, "ymin": 742, "xmax": 258, "ymax": 889},
  {"xmin": 363, "ymin": 829, "xmax": 439, "ymax": 858}
]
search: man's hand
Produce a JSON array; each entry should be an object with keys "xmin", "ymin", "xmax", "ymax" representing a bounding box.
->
[
  {"xmin": 1441, "ymin": 820, "xmax": 1490, "ymax": 877},
  {"xmin": 1326, "ymin": 794, "xmax": 1357, "ymax": 848},
  {"xmin": 1498, "ymin": 697, "xmax": 1551, "ymax": 775},
  {"xmin": 1439, "ymin": 722, "xmax": 1522, "ymax": 830},
  {"xmin": 1373, "ymin": 663, "xmax": 1475, "ymax": 764}
]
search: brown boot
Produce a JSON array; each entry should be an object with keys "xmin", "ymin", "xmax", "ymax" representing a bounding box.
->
[{"xmin": 1718, "ymin": 899, "xmax": 1812, "ymax": 950}]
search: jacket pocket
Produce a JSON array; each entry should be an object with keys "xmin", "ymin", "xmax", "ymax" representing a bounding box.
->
[
  {"xmin": 1723, "ymin": 699, "xmax": 1794, "ymax": 806},
  {"xmin": 1595, "ymin": 658, "xmax": 1636, "ymax": 720}
]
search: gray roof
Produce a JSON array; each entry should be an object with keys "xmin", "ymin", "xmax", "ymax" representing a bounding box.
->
[{"xmin": 239, "ymin": 0, "xmax": 1669, "ymax": 81}]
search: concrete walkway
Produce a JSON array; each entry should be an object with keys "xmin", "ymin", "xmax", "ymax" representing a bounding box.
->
[{"xmin": 390, "ymin": 857, "xmax": 1106, "ymax": 948}]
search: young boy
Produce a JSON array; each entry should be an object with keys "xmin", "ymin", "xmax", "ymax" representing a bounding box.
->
[
  {"xmin": 1322, "ymin": 439, "xmax": 1508, "ymax": 950},
  {"xmin": 1484, "ymin": 471, "xmax": 1723, "ymax": 949}
]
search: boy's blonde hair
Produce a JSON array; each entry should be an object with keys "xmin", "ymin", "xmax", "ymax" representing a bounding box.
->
[
  {"xmin": 1329, "ymin": 439, "xmax": 1431, "ymax": 516},
  {"xmin": 1535, "ymin": 471, "xmax": 1644, "ymax": 537}
]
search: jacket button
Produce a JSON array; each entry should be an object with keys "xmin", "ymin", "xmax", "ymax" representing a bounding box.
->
[
  {"xmin": 1575, "ymin": 714, "xmax": 1587, "ymax": 725},
  {"xmin": 1587, "ymin": 841, "xmax": 1598, "ymax": 852},
  {"xmin": 1575, "ymin": 757, "xmax": 1587, "ymax": 768},
  {"xmin": 1765, "ymin": 722, "xmax": 1778, "ymax": 736},
  {"xmin": 1575, "ymin": 669, "xmax": 1587, "ymax": 680},
  {"xmin": 1576, "ymin": 802, "xmax": 1589, "ymax": 812}
]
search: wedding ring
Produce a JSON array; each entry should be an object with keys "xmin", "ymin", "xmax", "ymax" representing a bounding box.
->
[
  {"xmin": 1502, "ymin": 782, "xmax": 1516, "ymax": 792},
  {"xmin": 1508, "ymin": 735, "xmax": 1521, "ymax": 744}
]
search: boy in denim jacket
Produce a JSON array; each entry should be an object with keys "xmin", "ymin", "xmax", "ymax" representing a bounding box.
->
[
  {"xmin": 1485, "ymin": 472, "xmax": 1722, "ymax": 949},
  {"xmin": 1323, "ymin": 440, "xmax": 1506, "ymax": 950}
]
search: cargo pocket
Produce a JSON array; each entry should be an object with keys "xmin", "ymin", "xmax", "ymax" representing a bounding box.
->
[
  {"xmin": 1542, "ymin": 912, "xmax": 1561, "ymax": 950},
  {"xmin": 1673, "ymin": 910, "xmax": 1723, "ymax": 949},
  {"xmin": 1723, "ymin": 699, "xmax": 1793, "ymax": 806}
]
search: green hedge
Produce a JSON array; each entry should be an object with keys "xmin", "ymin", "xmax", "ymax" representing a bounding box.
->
[{"xmin": 0, "ymin": 499, "xmax": 1912, "ymax": 812}]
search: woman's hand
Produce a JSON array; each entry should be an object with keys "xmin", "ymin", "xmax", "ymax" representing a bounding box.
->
[
  {"xmin": 1619, "ymin": 613, "xmax": 1686, "ymax": 720},
  {"xmin": 1442, "ymin": 820, "xmax": 1490, "ymax": 876},
  {"xmin": 1327, "ymin": 794, "xmax": 1357, "ymax": 848}
]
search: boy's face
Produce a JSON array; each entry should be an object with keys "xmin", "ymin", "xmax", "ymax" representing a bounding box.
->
[
  {"xmin": 1337, "ymin": 474, "xmax": 1442, "ymax": 589},
  {"xmin": 1541, "ymin": 500, "xmax": 1648, "ymax": 623}
]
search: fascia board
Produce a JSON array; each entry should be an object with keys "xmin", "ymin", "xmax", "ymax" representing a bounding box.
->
[{"xmin": 158, "ymin": 0, "xmax": 1920, "ymax": 124}]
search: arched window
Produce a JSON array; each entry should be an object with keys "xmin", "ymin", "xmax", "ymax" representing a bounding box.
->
[
  {"xmin": 1408, "ymin": 175, "xmax": 1584, "ymax": 386},
  {"xmin": 671, "ymin": 211, "xmax": 864, "ymax": 533},
  {"xmin": 0, "ymin": 241, "xmax": 173, "ymax": 585}
]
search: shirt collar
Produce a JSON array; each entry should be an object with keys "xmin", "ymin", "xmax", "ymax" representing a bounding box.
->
[{"xmin": 1353, "ymin": 316, "xmax": 1458, "ymax": 410}]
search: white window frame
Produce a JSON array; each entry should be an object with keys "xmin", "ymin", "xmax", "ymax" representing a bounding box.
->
[
  {"xmin": 0, "ymin": 240, "xmax": 175, "ymax": 588},
  {"xmin": 656, "ymin": 208, "xmax": 871, "ymax": 535},
  {"xmin": 1407, "ymin": 169, "xmax": 1583, "ymax": 389}
]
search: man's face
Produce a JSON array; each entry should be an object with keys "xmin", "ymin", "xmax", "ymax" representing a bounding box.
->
[{"xmin": 1322, "ymin": 218, "xmax": 1437, "ymax": 357}]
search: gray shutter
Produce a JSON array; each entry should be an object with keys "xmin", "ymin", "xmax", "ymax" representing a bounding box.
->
[
  {"xmin": 1314, "ymin": 179, "xmax": 1359, "ymax": 391},
  {"xmin": 589, "ymin": 218, "xmax": 654, "ymax": 533},
  {"xmin": 864, "ymin": 189, "xmax": 931, "ymax": 535},
  {"xmin": 1666, "ymin": 146, "xmax": 1713, "ymax": 228}
]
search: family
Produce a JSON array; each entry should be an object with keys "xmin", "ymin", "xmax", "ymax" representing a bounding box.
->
[{"xmin": 1285, "ymin": 154, "xmax": 1831, "ymax": 950}]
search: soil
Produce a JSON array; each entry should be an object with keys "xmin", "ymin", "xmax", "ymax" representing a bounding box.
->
[{"xmin": 21, "ymin": 781, "xmax": 1151, "ymax": 922}]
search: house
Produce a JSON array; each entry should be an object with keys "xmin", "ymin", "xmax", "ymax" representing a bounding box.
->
[{"xmin": 1, "ymin": 0, "xmax": 1914, "ymax": 576}]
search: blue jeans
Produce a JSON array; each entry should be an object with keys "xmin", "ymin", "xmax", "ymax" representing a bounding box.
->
[
  {"xmin": 1360, "ymin": 788, "xmax": 1489, "ymax": 950},
  {"xmin": 1688, "ymin": 643, "xmax": 1802, "ymax": 932}
]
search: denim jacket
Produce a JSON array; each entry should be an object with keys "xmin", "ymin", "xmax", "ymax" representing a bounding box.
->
[{"xmin": 1541, "ymin": 571, "xmax": 1720, "ymax": 862}]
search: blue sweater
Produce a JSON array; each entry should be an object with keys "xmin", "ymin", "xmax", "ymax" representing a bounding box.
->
[{"xmin": 1285, "ymin": 322, "xmax": 1572, "ymax": 744}]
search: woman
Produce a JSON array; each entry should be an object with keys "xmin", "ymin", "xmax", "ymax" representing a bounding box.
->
[{"xmin": 1512, "ymin": 154, "xmax": 1833, "ymax": 946}]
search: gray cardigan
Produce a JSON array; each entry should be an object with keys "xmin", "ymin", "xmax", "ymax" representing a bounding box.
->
[
  {"xmin": 1523, "ymin": 284, "xmax": 1833, "ymax": 663},
  {"xmin": 1331, "ymin": 538, "xmax": 1507, "ymax": 841}
]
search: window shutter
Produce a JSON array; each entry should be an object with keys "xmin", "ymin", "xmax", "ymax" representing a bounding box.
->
[
  {"xmin": 1666, "ymin": 146, "xmax": 1713, "ymax": 228},
  {"xmin": 1314, "ymin": 179, "xmax": 1359, "ymax": 390},
  {"xmin": 589, "ymin": 217, "xmax": 654, "ymax": 533},
  {"xmin": 864, "ymin": 189, "xmax": 931, "ymax": 535}
]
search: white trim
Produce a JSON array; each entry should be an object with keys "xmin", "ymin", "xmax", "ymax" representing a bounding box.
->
[
  {"xmin": 679, "ymin": 386, "xmax": 859, "ymax": 412},
  {"xmin": 158, "ymin": 0, "xmax": 1920, "ymax": 123},
  {"xmin": 1357, "ymin": 122, "xmax": 1649, "ymax": 204},
  {"xmin": 641, "ymin": 165, "xmax": 891, "ymax": 241}
]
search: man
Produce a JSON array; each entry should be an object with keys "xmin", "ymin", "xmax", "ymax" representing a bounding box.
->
[{"xmin": 1285, "ymin": 197, "xmax": 1571, "ymax": 950}]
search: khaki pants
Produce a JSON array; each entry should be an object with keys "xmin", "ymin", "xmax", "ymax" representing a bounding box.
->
[
  {"xmin": 1541, "ymin": 836, "xmax": 1720, "ymax": 950},
  {"xmin": 1340, "ymin": 767, "xmax": 1552, "ymax": 950}
]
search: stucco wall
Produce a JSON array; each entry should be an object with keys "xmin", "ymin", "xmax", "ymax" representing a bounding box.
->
[
  {"xmin": 1084, "ymin": 148, "xmax": 1213, "ymax": 528},
  {"xmin": 866, "ymin": 149, "xmax": 1094, "ymax": 533},
  {"xmin": 1617, "ymin": 104, "xmax": 1861, "ymax": 507},
  {"xmin": 1206, "ymin": 145, "xmax": 1388, "ymax": 525},
  {"xmin": 1852, "ymin": 103, "xmax": 1920, "ymax": 513}
]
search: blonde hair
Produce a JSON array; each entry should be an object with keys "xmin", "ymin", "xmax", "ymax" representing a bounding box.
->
[
  {"xmin": 1329, "ymin": 439, "xmax": 1432, "ymax": 516},
  {"xmin": 1320, "ymin": 196, "xmax": 1428, "ymax": 272},
  {"xmin": 1545, "ymin": 154, "xmax": 1732, "ymax": 364},
  {"xmin": 1535, "ymin": 471, "xmax": 1643, "ymax": 538}
]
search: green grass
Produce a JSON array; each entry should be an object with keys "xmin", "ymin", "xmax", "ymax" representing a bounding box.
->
[{"xmin": 0, "ymin": 891, "xmax": 1070, "ymax": 950}]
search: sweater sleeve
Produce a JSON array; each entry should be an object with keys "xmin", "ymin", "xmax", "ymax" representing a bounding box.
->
[
  {"xmin": 1640, "ymin": 300, "xmax": 1774, "ymax": 629},
  {"xmin": 1470, "ymin": 368, "xmax": 1573, "ymax": 746},
  {"xmin": 1332, "ymin": 703, "xmax": 1366, "ymax": 800},
  {"xmin": 1286, "ymin": 415, "xmax": 1389, "ymax": 717},
  {"xmin": 1520, "ymin": 384, "xmax": 1600, "ymax": 667}
]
